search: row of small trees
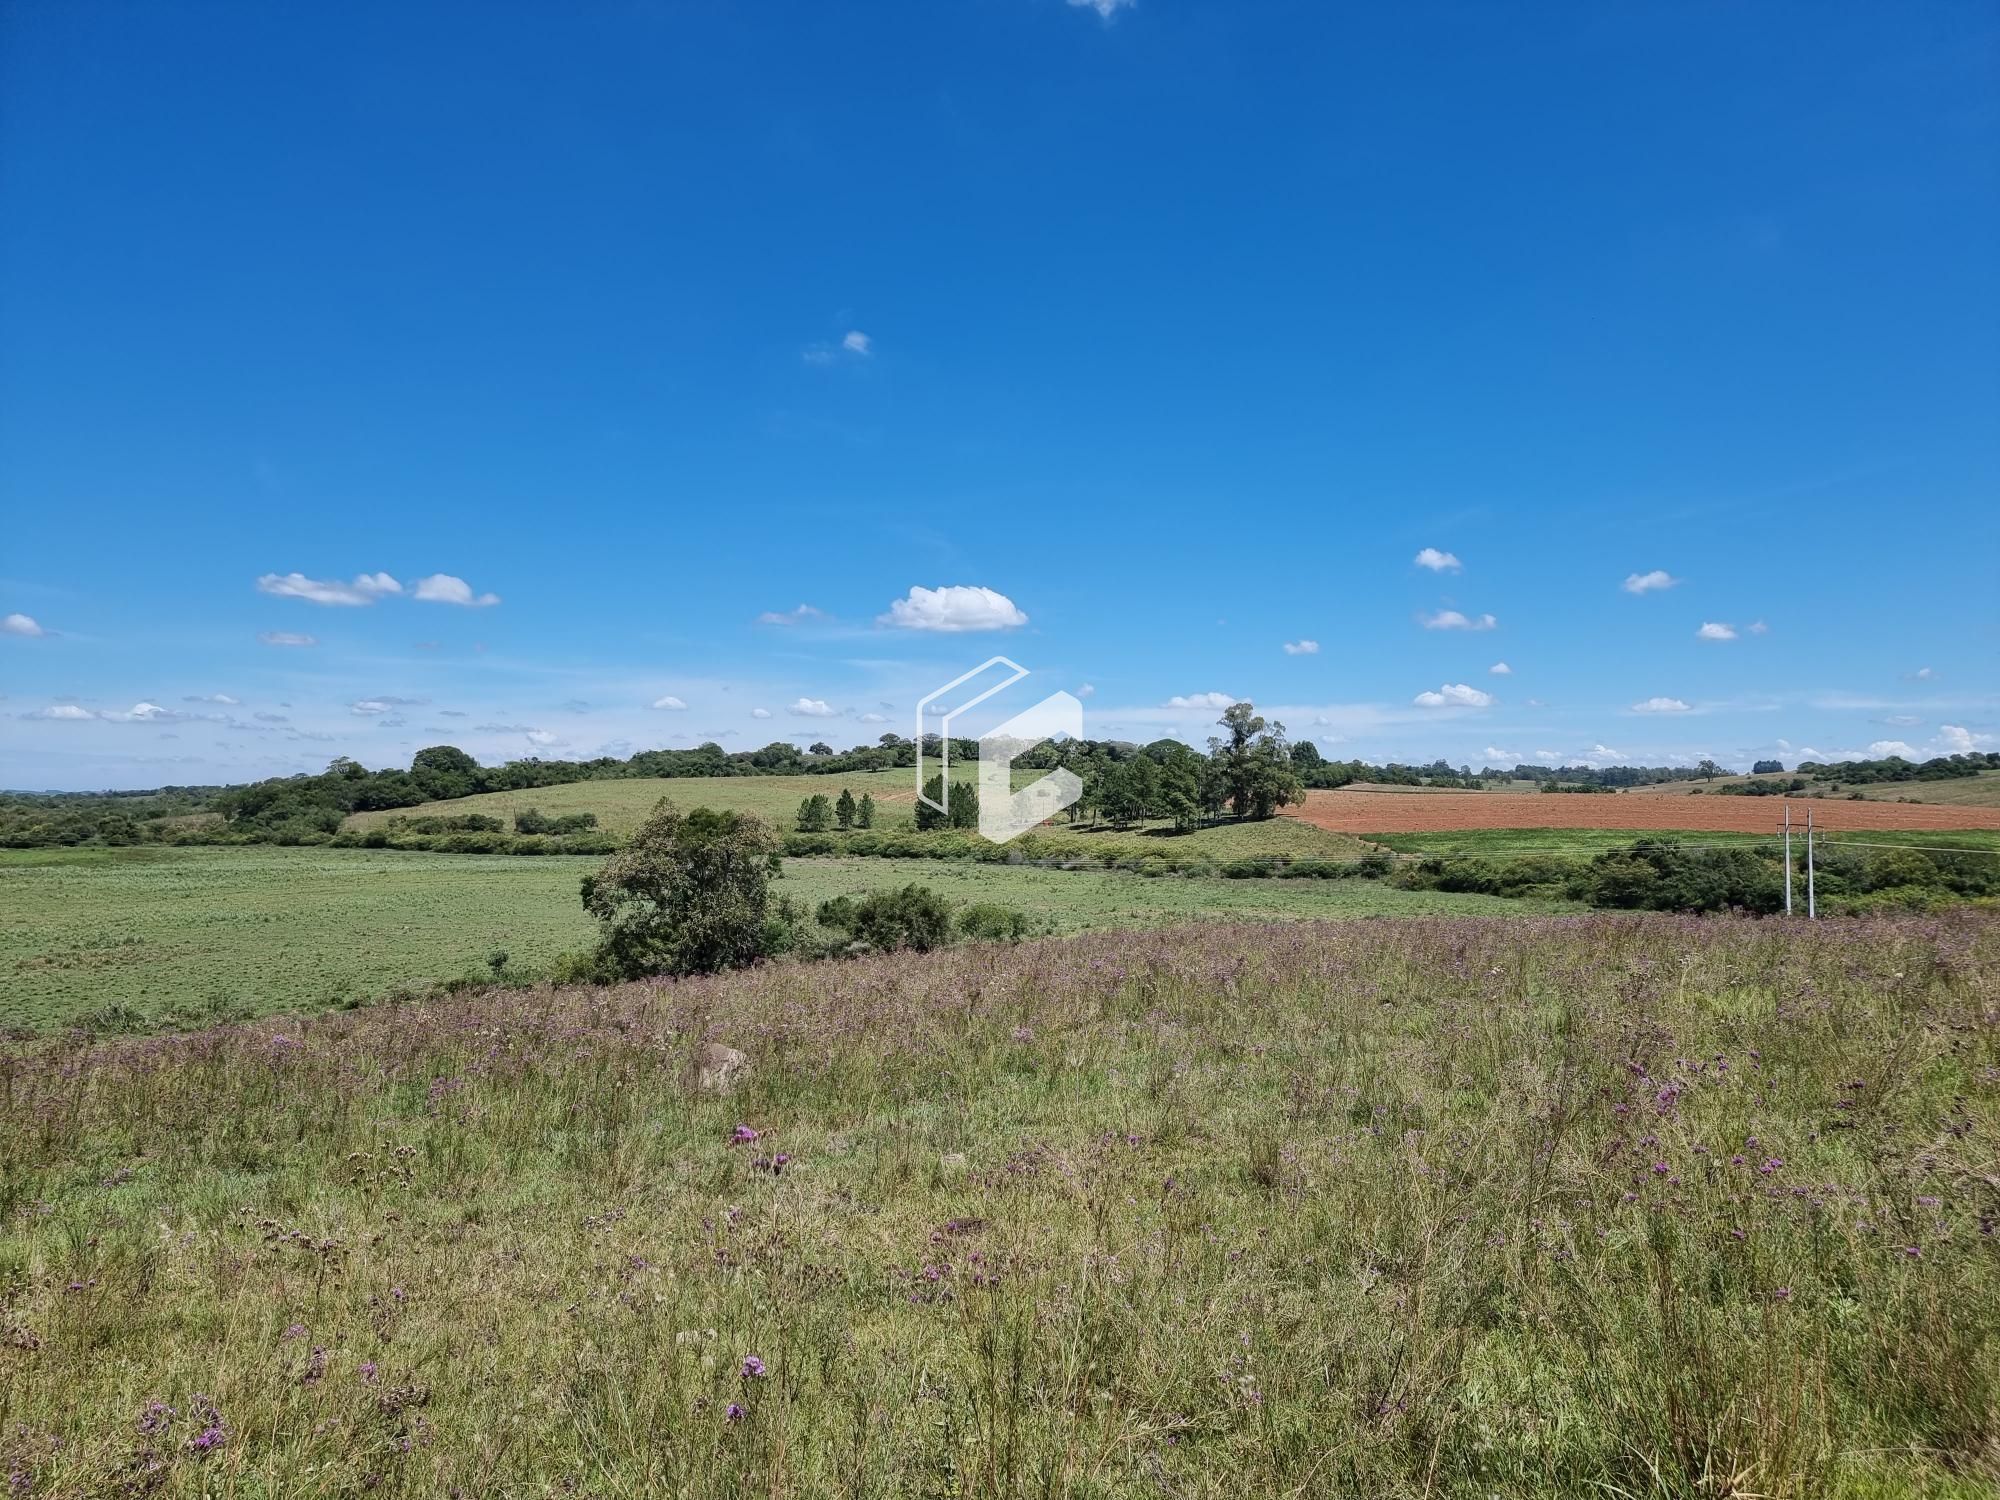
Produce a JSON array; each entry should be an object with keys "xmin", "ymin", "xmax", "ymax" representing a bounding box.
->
[
  {"xmin": 902, "ymin": 702, "xmax": 1307, "ymax": 835},
  {"xmin": 797, "ymin": 789, "xmax": 876, "ymax": 832},
  {"xmin": 1017, "ymin": 702, "xmax": 1304, "ymax": 829}
]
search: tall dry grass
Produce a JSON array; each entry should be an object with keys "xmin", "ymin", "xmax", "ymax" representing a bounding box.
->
[{"xmin": 2, "ymin": 913, "xmax": 1995, "ymax": 1497}]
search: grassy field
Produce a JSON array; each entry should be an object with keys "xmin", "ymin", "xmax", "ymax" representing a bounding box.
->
[
  {"xmin": 344, "ymin": 770, "xmax": 1374, "ymax": 861},
  {"xmin": 3, "ymin": 914, "xmax": 1994, "ymax": 1497},
  {"xmin": 0, "ymin": 846, "xmax": 1573, "ymax": 1032},
  {"xmin": 343, "ymin": 768, "xmax": 934, "ymax": 836},
  {"xmin": 1840, "ymin": 771, "xmax": 2000, "ymax": 806}
]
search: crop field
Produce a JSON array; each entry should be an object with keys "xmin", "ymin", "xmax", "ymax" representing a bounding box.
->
[
  {"xmin": 1618, "ymin": 771, "xmax": 2000, "ymax": 807},
  {"xmin": 0, "ymin": 846, "xmax": 1572, "ymax": 1032},
  {"xmin": 1285, "ymin": 787, "xmax": 2000, "ymax": 836},
  {"xmin": 4, "ymin": 914, "xmax": 1995, "ymax": 1497}
]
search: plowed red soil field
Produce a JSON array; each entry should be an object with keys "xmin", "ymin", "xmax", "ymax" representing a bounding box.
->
[{"xmin": 1282, "ymin": 788, "xmax": 2000, "ymax": 835}]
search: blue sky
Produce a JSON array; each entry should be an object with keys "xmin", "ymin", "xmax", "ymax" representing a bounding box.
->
[{"xmin": 2, "ymin": 0, "xmax": 1995, "ymax": 791}]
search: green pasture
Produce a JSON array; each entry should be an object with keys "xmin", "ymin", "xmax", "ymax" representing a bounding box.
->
[{"xmin": 0, "ymin": 844, "xmax": 1572, "ymax": 1032}]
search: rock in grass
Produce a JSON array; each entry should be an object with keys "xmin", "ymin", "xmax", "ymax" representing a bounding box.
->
[{"xmin": 690, "ymin": 1042, "xmax": 749, "ymax": 1095}]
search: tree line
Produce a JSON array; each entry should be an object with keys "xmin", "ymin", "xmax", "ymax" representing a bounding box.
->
[{"xmin": 15, "ymin": 720, "xmax": 1988, "ymax": 850}]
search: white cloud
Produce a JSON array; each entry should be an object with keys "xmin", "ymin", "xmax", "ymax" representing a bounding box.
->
[
  {"xmin": 473, "ymin": 722, "xmax": 533, "ymax": 733},
  {"xmin": 1483, "ymin": 747, "xmax": 1521, "ymax": 763},
  {"xmin": 858, "ymin": 712, "xmax": 889, "ymax": 724},
  {"xmin": 1412, "ymin": 683, "xmax": 1493, "ymax": 709},
  {"xmin": 1419, "ymin": 609, "xmax": 1497, "ymax": 631},
  {"xmin": 1912, "ymin": 667, "xmax": 1935, "ymax": 680},
  {"xmin": 1748, "ymin": 620, "xmax": 1769, "ymax": 635},
  {"xmin": 1077, "ymin": 683, "xmax": 1095, "ymax": 699},
  {"xmin": 787, "ymin": 697, "xmax": 837, "ymax": 717},
  {"xmin": 1488, "ymin": 661, "xmax": 1511, "ymax": 676},
  {"xmin": 1164, "ymin": 691, "xmax": 1237, "ymax": 710},
  {"xmin": 651, "ymin": 696, "xmax": 689, "ymax": 711},
  {"xmin": 1282, "ymin": 639, "xmax": 1319, "ymax": 656},
  {"xmin": 1414, "ymin": 547, "xmax": 1462, "ymax": 573},
  {"xmin": 257, "ymin": 572, "xmax": 380, "ymax": 606},
  {"xmin": 1632, "ymin": 696, "xmax": 1691, "ymax": 714},
  {"xmin": 1696, "ymin": 622, "xmax": 1737, "ymax": 641},
  {"xmin": 99, "ymin": 702, "xmax": 175, "ymax": 723},
  {"xmin": 412, "ymin": 573, "xmax": 500, "ymax": 607},
  {"xmin": 1066, "ymin": 0, "xmax": 1135, "ymax": 18},
  {"xmin": 353, "ymin": 572, "xmax": 403, "ymax": 598},
  {"xmin": 1578, "ymin": 744, "xmax": 1624, "ymax": 765},
  {"xmin": 751, "ymin": 708, "xmax": 773, "ymax": 720},
  {"xmin": 258, "ymin": 631, "xmax": 317, "ymax": 648},
  {"xmin": 756, "ymin": 603, "xmax": 826, "ymax": 626},
  {"xmin": 351, "ymin": 700, "xmax": 394, "ymax": 715},
  {"xmin": 805, "ymin": 331, "xmax": 874, "ymax": 364},
  {"xmin": 183, "ymin": 693, "xmax": 240, "ymax": 705},
  {"xmin": 1938, "ymin": 724, "xmax": 1993, "ymax": 754},
  {"xmin": 1622, "ymin": 570, "xmax": 1679, "ymax": 595},
  {"xmin": 2, "ymin": 612, "xmax": 45, "ymax": 637},
  {"xmin": 878, "ymin": 585, "xmax": 1028, "ymax": 632},
  {"xmin": 1535, "ymin": 748, "xmax": 1559, "ymax": 761},
  {"xmin": 24, "ymin": 703, "xmax": 94, "ymax": 720},
  {"xmin": 524, "ymin": 730, "xmax": 563, "ymax": 748},
  {"xmin": 1868, "ymin": 740, "xmax": 1918, "ymax": 758}
]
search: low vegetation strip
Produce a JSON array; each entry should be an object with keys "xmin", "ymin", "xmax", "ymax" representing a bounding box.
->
[
  {"xmin": 2, "ymin": 915, "xmax": 1995, "ymax": 1496},
  {"xmin": 1287, "ymin": 787, "xmax": 2000, "ymax": 835}
]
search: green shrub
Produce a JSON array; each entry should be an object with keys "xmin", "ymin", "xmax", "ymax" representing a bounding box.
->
[
  {"xmin": 957, "ymin": 902, "xmax": 1031, "ymax": 942},
  {"xmin": 580, "ymin": 800, "xmax": 780, "ymax": 979},
  {"xmin": 815, "ymin": 883, "xmax": 957, "ymax": 953}
]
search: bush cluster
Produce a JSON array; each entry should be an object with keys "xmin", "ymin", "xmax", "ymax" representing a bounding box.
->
[{"xmin": 1391, "ymin": 838, "xmax": 2000, "ymax": 914}]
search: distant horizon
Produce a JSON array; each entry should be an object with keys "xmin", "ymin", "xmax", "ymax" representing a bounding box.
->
[{"xmin": 5, "ymin": 722, "xmax": 1986, "ymax": 801}]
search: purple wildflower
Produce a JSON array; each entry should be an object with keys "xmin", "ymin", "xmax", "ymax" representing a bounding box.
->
[{"xmin": 740, "ymin": 1355, "xmax": 766, "ymax": 1378}]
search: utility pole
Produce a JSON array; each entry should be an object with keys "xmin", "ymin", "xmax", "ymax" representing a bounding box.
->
[
  {"xmin": 1806, "ymin": 805, "xmax": 1817, "ymax": 920},
  {"xmin": 1782, "ymin": 802, "xmax": 1793, "ymax": 916}
]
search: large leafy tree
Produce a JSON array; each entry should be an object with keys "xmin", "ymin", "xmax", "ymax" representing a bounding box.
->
[
  {"xmin": 1208, "ymin": 702, "xmax": 1303, "ymax": 820},
  {"xmin": 410, "ymin": 744, "xmax": 481, "ymax": 801},
  {"xmin": 579, "ymin": 800, "xmax": 778, "ymax": 978}
]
